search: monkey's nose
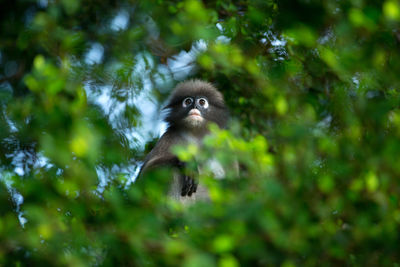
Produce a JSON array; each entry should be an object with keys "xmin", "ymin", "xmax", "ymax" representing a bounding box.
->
[{"xmin": 188, "ymin": 109, "xmax": 201, "ymax": 117}]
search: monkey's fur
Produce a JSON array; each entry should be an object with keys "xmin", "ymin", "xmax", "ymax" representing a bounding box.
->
[{"xmin": 139, "ymin": 80, "xmax": 229, "ymax": 203}]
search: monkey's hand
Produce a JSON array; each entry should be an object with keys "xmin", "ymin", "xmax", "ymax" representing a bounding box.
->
[
  {"xmin": 176, "ymin": 161, "xmax": 198, "ymax": 197},
  {"xmin": 181, "ymin": 175, "xmax": 198, "ymax": 197}
]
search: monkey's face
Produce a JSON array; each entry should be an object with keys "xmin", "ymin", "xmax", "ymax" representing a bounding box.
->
[
  {"xmin": 180, "ymin": 96, "xmax": 209, "ymax": 129},
  {"xmin": 165, "ymin": 80, "xmax": 229, "ymax": 131}
]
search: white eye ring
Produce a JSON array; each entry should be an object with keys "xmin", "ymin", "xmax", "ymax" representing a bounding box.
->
[
  {"xmin": 197, "ymin": 98, "xmax": 209, "ymax": 108},
  {"xmin": 182, "ymin": 97, "xmax": 193, "ymax": 108}
]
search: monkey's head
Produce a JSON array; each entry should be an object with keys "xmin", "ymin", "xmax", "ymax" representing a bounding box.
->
[{"xmin": 164, "ymin": 80, "xmax": 229, "ymax": 132}]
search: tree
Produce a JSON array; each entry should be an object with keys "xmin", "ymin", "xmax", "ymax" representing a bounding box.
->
[{"xmin": 1, "ymin": 0, "xmax": 400, "ymax": 265}]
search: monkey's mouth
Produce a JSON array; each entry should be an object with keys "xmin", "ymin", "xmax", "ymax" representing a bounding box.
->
[{"xmin": 188, "ymin": 109, "xmax": 202, "ymax": 118}]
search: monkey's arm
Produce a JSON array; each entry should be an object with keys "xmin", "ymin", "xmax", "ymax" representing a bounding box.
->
[
  {"xmin": 138, "ymin": 132, "xmax": 179, "ymax": 176},
  {"xmin": 138, "ymin": 132, "xmax": 198, "ymax": 196}
]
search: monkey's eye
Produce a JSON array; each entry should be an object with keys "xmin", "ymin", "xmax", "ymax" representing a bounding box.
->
[
  {"xmin": 182, "ymin": 97, "xmax": 193, "ymax": 108},
  {"xmin": 197, "ymin": 98, "xmax": 209, "ymax": 108}
]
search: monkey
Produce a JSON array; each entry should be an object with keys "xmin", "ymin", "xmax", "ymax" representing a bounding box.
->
[{"xmin": 138, "ymin": 79, "xmax": 229, "ymax": 203}]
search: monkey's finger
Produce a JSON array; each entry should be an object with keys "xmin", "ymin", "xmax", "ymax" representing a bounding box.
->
[
  {"xmin": 193, "ymin": 182, "xmax": 198, "ymax": 193},
  {"xmin": 180, "ymin": 177, "xmax": 186, "ymax": 196},
  {"xmin": 181, "ymin": 187, "xmax": 187, "ymax": 196},
  {"xmin": 181, "ymin": 176, "xmax": 189, "ymax": 196},
  {"xmin": 187, "ymin": 178, "xmax": 194, "ymax": 196},
  {"xmin": 188, "ymin": 178, "xmax": 197, "ymax": 196},
  {"xmin": 181, "ymin": 184, "xmax": 187, "ymax": 196},
  {"xmin": 187, "ymin": 179, "xmax": 193, "ymax": 196}
]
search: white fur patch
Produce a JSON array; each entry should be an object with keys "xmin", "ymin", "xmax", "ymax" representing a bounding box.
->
[
  {"xmin": 183, "ymin": 115, "xmax": 205, "ymax": 128},
  {"xmin": 207, "ymin": 159, "xmax": 226, "ymax": 179},
  {"xmin": 182, "ymin": 132, "xmax": 201, "ymax": 145}
]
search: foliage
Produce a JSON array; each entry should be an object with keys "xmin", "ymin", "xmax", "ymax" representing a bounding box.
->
[{"xmin": 1, "ymin": 0, "xmax": 400, "ymax": 265}]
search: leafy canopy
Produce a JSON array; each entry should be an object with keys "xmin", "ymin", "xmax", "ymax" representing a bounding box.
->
[{"xmin": 1, "ymin": 0, "xmax": 400, "ymax": 265}]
